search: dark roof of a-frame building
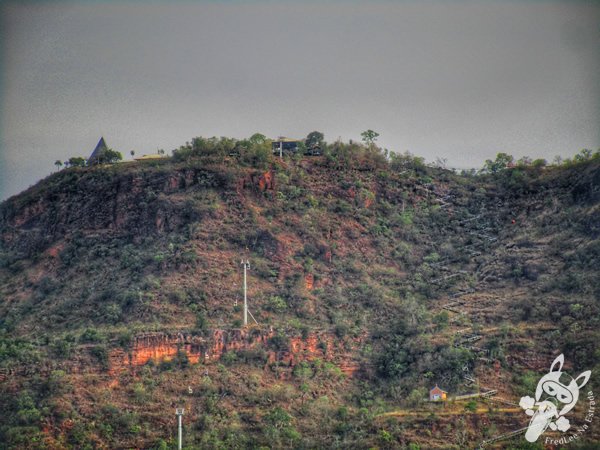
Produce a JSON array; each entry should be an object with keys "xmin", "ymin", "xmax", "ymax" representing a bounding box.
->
[{"xmin": 88, "ymin": 137, "xmax": 108, "ymax": 164}]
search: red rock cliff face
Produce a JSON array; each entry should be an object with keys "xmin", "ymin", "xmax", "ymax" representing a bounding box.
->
[{"xmin": 109, "ymin": 329, "xmax": 363, "ymax": 376}]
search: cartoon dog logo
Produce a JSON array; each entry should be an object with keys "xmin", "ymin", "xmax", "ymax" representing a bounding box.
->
[{"xmin": 520, "ymin": 354, "xmax": 591, "ymax": 442}]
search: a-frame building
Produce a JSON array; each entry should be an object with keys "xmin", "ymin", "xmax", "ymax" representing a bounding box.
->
[{"xmin": 88, "ymin": 137, "xmax": 108, "ymax": 165}]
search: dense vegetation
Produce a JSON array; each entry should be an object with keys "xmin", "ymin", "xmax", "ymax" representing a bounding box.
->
[{"xmin": 0, "ymin": 135, "xmax": 598, "ymax": 449}]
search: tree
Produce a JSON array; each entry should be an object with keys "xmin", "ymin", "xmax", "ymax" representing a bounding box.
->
[
  {"xmin": 248, "ymin": 133, "xmax": 267, "ymax": 145},
  {"xmin": 407, "ymin": 387, "xmax": 427, "ymax": 407},
  {"xmin": 264, "ymin": 407, "xmax": 299, "ymax": 447},
  {"xmin": 390, "ymin": 151, "xmax": 426, "ymax": 173},
  {"xmin": 265, "ymin": 407, "xmax": 292, "ymax": 429},
  {"xmin": 130, "ymin": 150, "xmax": 135, "ymax": 158},
  {"xmin": 305, "ymin": 131, "xmax": 324, "ymax": 150},
  {"xmin": 516, "ymin": 156, "xmax": 532, "ymax": 167},
  {"xmin": 574, "ymin": 149, "xmax": 593, "ymax": 162},
  {"xmin": 483, "ymin": 152, "xmax": 514, "ymax": 173},
  {"xmin": 97, "ymin": 148, "xmax": 122, "ymax": 164},
  {"xmin": 68, "ymin": 157, "xmax": 86, "ymax": 167},
  {"xmin": 361, "ymin": 129, "xmax": 379, "ymax": 146},
  {"xmin": 54, "ymin": 160, "xmax": 63, "ymax": 170},
  {"xmin": 239, "ymin": 135, "xmax": 272, "ymax": 168},
  {"xmin": 532, "ymin": 158, "xmax": 547, "ymax": 168},
  {"xmin": 196, "ymin": 311, "xmax": 208, "ymax": 332}
]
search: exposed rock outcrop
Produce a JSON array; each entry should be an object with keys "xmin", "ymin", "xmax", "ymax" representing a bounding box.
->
[{"xmin": 108, "ymin": 328, "xmax": 364, "ymax": 377}]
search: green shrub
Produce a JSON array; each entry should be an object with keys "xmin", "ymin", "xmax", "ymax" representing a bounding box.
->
[
  {"xmin": 464, "ymin": 400, "xmax": 477, "ymax": 412},
  {"xmin": 102, "ymin": 302, "xmax": 122, "ymax": 324},
  {"xmin": 16, "ymin": 392, "xmax": 41, "ymax": 425},
  {"xmin": 117, "ymin": 330, "xmax": 133, "ymax": 349},
  {"xmin": 196, "ymin": 311, "xmax": 208, "ymax": 332},
  {"xmin": 90, "ymin": 345, "xmax": 109, "ymax": 370},
  {"xmin": 433, "ymin": 311, "xmax": 449, "ymax": 330},
  {"xmin": 268, "ymin": 333, "xmax": 289, "ymax": 351},
  {"xmin": 46, "ymin": 370, "xmax": 71, "ymax": 396},
  {"xmin": 132, "ymin": 383, "xmax": 149, "ymax": 404},
  {"xmin": 266, "ymin": 296, "xmax": 287, "ymax": 313},
  {"xmin": 51, "ymin": 335, "xmax": 76, "ymax": 358},
  {"xmin": 222, "ymin": 351, "xmax": 238, "ymax": 365},
  {"xmin": 80, "ymin": 328, "xmax": 104, "ymax": 343}
]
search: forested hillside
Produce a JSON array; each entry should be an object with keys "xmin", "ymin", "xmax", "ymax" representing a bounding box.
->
[{"xmin": 1, "ymin": 137, "xmax": 598, "ymax": 449}]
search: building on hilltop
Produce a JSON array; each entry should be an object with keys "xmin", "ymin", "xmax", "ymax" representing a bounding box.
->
[
  {"xmin": 134, "ymin": 154, "xmax": 167, "ymax": 161},
  {"xmin": 87, "ymin": 137, "xmax": 109, "ymax": 165},
  {"xmin": 429, "ymin": 385, "xmax": 447, "ymax": 401},
  {"xmin": 272, "ymin": 137, "xmax": 300, "ymax": 156}
]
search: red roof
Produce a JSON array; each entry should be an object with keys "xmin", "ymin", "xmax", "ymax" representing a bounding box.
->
[{"xmin": 430, "ymin": 385, "xmax": 447, "ymax": 394}]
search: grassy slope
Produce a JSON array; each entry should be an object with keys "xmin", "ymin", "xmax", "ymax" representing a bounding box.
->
[{"xmin": 0, "ymin": 154, "xmax": 598, "ymax": 449}]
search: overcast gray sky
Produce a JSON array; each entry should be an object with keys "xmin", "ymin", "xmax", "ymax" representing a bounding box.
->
[{"xmin": 1, "ymin": 0, "xmax": 599, "ymax": 200}]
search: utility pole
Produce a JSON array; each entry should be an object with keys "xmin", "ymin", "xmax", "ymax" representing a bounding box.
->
[
  {"xmin": 241, "ymin": 259, "xmax": 250, "ymax": 326},
  {"xmin": 279, "ymin": 140, "xmax": 283, "ymax": 160},
  {"xmin": 175, "ymin": 408, "xmax": 184, "ymax": 450}
]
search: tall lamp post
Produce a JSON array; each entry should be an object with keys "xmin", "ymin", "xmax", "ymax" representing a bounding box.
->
[
  {"xmin": 175, "ymin": 408, "xmax": 184, "ymax": 450},
  {"xmin": 241, "ymin": 259, "xmax": 250, "ymax": 326}
]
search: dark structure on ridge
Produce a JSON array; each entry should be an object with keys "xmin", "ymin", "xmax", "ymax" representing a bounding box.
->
[{"xmin": 88, "ymin": 137, "xmax": 108, "ymax": 165}]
